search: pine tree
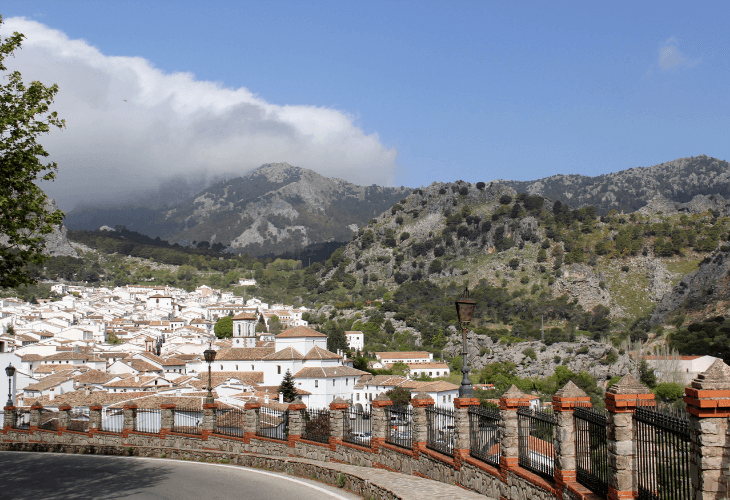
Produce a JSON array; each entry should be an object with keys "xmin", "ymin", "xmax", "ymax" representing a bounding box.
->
[{"xmin": 278, "ymin": 369, "xmax": 297, "ymax": 403}]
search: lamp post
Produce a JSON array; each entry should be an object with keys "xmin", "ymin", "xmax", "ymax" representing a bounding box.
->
[
  {"xmin": 203, "ymin": 343, "xmax": 217, "ymax": 404},
  {"xmin": 5, "ymin": 363, "xmax": 16, "ymax": 407},
  {"xmin": 455, "ymin": 287, "xmax": 476, "ymax": 398}
]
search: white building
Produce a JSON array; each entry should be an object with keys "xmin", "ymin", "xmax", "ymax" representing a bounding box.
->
[{"xmin": 345, "ymin": 331, "xmax": 364, "ymax": 351}]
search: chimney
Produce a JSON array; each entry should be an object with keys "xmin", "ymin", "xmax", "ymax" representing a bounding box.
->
[
  {"xmin": 279, "ymin": 392, "xmax": 284, "ymax": 403},
  {"xmin": 135, "ymin": 373, "xmax": 139, "ymax": 383},
  {"xmin": 85, "ymin": 388, "xmax": 90, "ymax": 396},
  {"xmin": 264, "ymin": 394, "xmax": 270, "ymax": 404},
  {"xmin": 176, "ymin": 389, "xmax": 181, "ymax": 398},
  {"xmin": 49, "ymin": 389, "xmax": 55, "ymax": 401}
]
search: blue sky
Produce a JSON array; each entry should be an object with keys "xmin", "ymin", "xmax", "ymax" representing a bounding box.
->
[{"xmin": 2, "ymin": 1, "xmax": 729, "ymax": 209}]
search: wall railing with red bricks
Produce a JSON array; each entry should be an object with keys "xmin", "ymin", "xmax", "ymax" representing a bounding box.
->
[{"xmin": 4, "ymin": 360, "xmax": 730, "ymax": 500}]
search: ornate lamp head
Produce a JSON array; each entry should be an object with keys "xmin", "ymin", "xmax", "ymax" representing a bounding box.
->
[
  {"xmin": 455, "ymin": 286, "xmax": 476, "ymax": 325},
  {"xmin": 204, "ymin": 342, "xmax": 216, "ymax": 364},
  {"xmin": 5, "ymin": 363, "xmax": 15, "ymax": 378}
]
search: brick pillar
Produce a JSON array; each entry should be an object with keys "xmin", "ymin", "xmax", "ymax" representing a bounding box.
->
[
  {"xmin": 499, "ymin": 385, "xmax": 530, "ymax": 477},
  {"xmin": 58, "ymin": 404, "xmax": 72, "ymax": 432},
  {"xmin": 329, "ymin": 397, "xmax": 349, "ymax": 450},
  {"xmin": 453, "ymin": 396, "xmax": 480, "ymax": 469},
  {"xmin": 605, "ymin": 373, "xmax": 654, "ymax": 500},
  {"xmin": 159, "ymin": 404, "xmax": 174, "ymax": 438},
  {"xmin": 201, "ymin": 403, "xmax": 217, "ymax": 440},
  {"xmin": 89, "ymin": 403, "xmax": 102, "ymax": 433},
  {"xmin": 244, "ymin": 399, "xmax": 261, "ymax": 444},
  {"xmin": 552, "ymin": 380, "xmax": 591, "ymax": 496},
  {"xmin": 286, "ymin": 398, "xmax": 305, "ymax": 448},
  {"xmin": 684, "ymin": 359, "xmax": 730, "ymax": 500},
  {"xmin": 371, "ymin": 393, "xmax": 392, "ymax": 453},
  {"xmin": 3, "ymin": 406, "xmax": 15, "ymax": 431},
  {"xmin": 29, "ymin": 401, "xmax": 43, "ymax": 431},
  {"xmin": 123, "ymin": 404, "xmax": 137, "ymax": 437},
  {"xmin": 411, "ymin": 392, "xmax": 434, "ymax": 458}
]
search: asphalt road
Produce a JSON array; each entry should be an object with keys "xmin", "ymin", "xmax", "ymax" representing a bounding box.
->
[{"xmin": 0, "ymin": 452, "xmax": 362, "ymax": 500}]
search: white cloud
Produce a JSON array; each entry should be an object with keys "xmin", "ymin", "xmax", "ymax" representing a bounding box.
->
[
  {"xmin": 2, "ymin": 17, "xmax": 398, "ymax": 210},
  {"xmin": 657, "ymin": 37, "xmax": 700, "ymax": 71}
]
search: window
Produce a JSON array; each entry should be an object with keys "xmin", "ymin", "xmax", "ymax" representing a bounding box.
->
[
  {"xmin": 345, "ymin": 378, "xmax": 348, "ymax": 386},
  {"xmin": 315, "ymin": 380, "xmax": 319, "ymax": 388},
  {"xmin": 448, "ymin": 395, "xmax": 452, "ymax": 402},
  {"xmin": 251, "ymin": 365, "xmax": 254, "ymax": 370},
  {"xmin": 442, "ymin": 395, "xmax": 446, "ymax": 403},
  {"xmin": 429, "ymin": 372, "xmax": 432, "ymax": 376},
  {"xmin": 220, "ymin": 365, "xmax": 223, "ymax": 371},
  {"xmin": 333, "ymin": 379, "xmax": 335, "ymax": 386},
  {"xmin": 277, "ymin": 366, "xmax": 281, "ymax": 375},
  {"xmin": 356, "ymin": 393, "xmax": 360, "ymax": 401}
]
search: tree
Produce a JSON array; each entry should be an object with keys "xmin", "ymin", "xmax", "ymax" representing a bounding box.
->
[
  {"xmin": 390, "ymin": 362, "xmax": 410, "ymax": 376},
  {"xmin": 278, "ymin": 369, "xmax": 298, "ymax": 403},
  {"xmin": 214, "ymin": 316, "xmax": 233, "ymax": 338},
  {"xmin": 639, "ymin": 359, "xmax": 657, "ymax": 389},
  {"xmin": 1, "ymin": 16, "xmax": 65, "ymax": 288},
  {"xmin": 384, "ymin": 387, "xmax": 411, "ymax": 407}
]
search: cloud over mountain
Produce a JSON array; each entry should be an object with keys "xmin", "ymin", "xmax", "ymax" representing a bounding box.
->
[{"xmin": 3, "ymin": 17, "xmax": 398, "ymax": 210}]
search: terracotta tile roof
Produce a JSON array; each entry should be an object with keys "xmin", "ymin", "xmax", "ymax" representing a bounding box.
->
[
  {"xmin": 303, "ymin": 346, "xmax": 342, "ymax": 360},
  {"xmin": 127, "ymin": 360, "xmax": 164, "ymax": 373},
  {"xmin": 185, "ymin": 372, "xmax": 264, "ymax": 390},
  {"xmin": 74, "ymin": 370, "xmax": 118, "ymax": 385},
  {"xmin": 25, "ymin": 374, "xmax": 75, "ymax": 392},
  {"xmin": 400, "ymin": 380, "xmax": 459, "ymax": 392},
  {"xmin": 375, "ymin": 351, "xmax": 432, "ymax": 360},
  {"xmin": 214, "ymin": 347, "xmax": 275, "ymax": 361},
  {"xmin": 232, "ymin": 312, "xmax": 258, "ymax": 320},
  {"xmin": 20, "ymin": 354, "xmax": 44, "ymax": 362},
  {"xmin": 355, "ymin": 374, "xmax": 409, "ymax": 389},
  {"xmin": 104, "ymin": 375, "xmax": 167, "ymax": 388},
  {"xmin": 32, "ymin": 390, "xmax": 151, "ymax": 408},
  {"xmin": 293, "ymin": 366, "xmax": 368, "ymax": 379},
  {"xmin": 262, "ymin": 346, "xmax": 304, "ymax": 361},
  {"xmin": 275, "ymin": 326, "xmax": 326, "ymax": 338}
]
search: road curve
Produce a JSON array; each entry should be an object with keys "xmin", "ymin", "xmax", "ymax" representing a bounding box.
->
[{"xmin": 0, "ymin": 451, "xmax": 362, "ymax": 500}]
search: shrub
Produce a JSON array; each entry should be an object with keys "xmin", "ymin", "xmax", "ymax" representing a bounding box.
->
[
  {"xmin": 522, "ymin": 347, "xmax": 537, "ymax": 360},
  {"xmin": 508, "ymin": 258, "xmax": 520, "ymax": 270},
  {"xmin": 499, "ymin": 194, "xmax": 513, "ymax": 205},
  {"xmin": 395, "ymin": 216, "xmax": 404, "ymax": 225},
  {"xmin": 400, "ymin": 232, "xmax": 410, "ymax": 241},
  {"xmin": 459, "ymin": 186, "xmax": 468, "ymax": 195}
]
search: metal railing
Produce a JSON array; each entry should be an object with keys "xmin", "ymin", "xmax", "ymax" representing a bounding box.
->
[
  {"xmin": 469, "ymin": 405, "xmax": 502, "ymax": 467},
  {"xmin": 135, "ymin": 408, "xmax": 161, "ymax": 433},
  {"xmin": 635, "ymin": 401, "xmax": 690, "ymax": 500},
  {"xmin": 574, "ymin": 405, "xmax": 608, "ymax": 496},
  {"xmin": 385, "ymin": 406, "xmax": 413, "ymax": 450},
  {"xmin": 343, "ymin": 405, "xmax": 371, "ymax": 447},
  {"xmin": 68, "ymin": 407, "xmax": 90, "ymax": 432},
  {"xmin": 301, "ymin": 408, "xmax": 330, "ymax": 444},
  {"xmin": 172, "ymin": 404, "xmax": 203, "ymax": 435},
  {"xmin": 426, "ymin": 405, "xmax": 455, "ymax": 457},
  {"xmin": 39, "ymin": 409, "xmax": 60, "ymax": 431},
  {"xmin": 11, "ymin": 408, "xmax": 30, "ymax": 430},
  {"xmin": 101, "ymin": 408, "xmax": 124, "ymax": 433},
  {"xmin": 215, "ymin": 408, "xmax": 245, "ymax": 437},
  {"xmin": 257, "ymin": 407, "xmax": 288, "ymax": 441},
  {"xmin": 518, "ymin": 405, "xmax": 556, "ymax": 479}
]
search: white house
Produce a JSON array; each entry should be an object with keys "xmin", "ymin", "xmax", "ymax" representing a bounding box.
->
[
  {"xmin": 374, "ymin": 351, "xmax": 433, "ymax": 365},
  {"xmin": 403, "ymin": 362, "xmax": 450, "ymax": 379},
  {"xmin": 293, "ymin": 365, "xmax": 368, "ymax": 408},
  {"xmin": 345, "ymin": 331, "xmax": 364, "ymax": 352}
]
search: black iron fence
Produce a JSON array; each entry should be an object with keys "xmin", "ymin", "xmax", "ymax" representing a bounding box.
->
[
  {"xmin": 136, "ymin": 408, "xmax": 161, "ymax": 433},
  {"xmin": 426, "ymin": 405, "xmax": 455, "ymax": 457},
  {"xmin": 518, "ymin": 405, "xmax": 556, "ymax": 479},
  {"xmin": 343, "ymin": 405, "xmax": 371, "ymax": 446},
  {"xmin": 68, "ymin": 407, "xmax": 90, "ymax": 432},
  {"xmin": 101, "ymin": 408, "xmax": 124, "ymax": 433},
  {"xmin": 301, "ymin": 408, "xmax": 330, "ymax": 444},
  {"xmin": 385, "ymin": 406, "xmax": 413, "ymax": 450},
  {"xmin": 257, "ymin": 407, "xmax": 288, "ymax": 441},
  {"xmin": 574, "ymin": 405, "xmax": 608, "ymax": 496},
  {"xmin": 469, "ymin": 405, "xmax": 502, "ymax": 467},
  {"xmin": 11, "ymin": 408, "xmax": 30, "ymax": 430},
  {"xmin": 215, "ymin": 408, "xmax": 245, "ymax": 437},
  {"xmin": 172, "ymin": 404, "xmax": 203, "ymax": 435},
  {"xmin": 634, "ymin": 401, "xmax": 691, "ymax": 500},
  {"xmin": 39, "ymin": 409, "xmax": 60, "ymax": 431}
]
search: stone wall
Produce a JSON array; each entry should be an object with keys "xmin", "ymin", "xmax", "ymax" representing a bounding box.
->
[{"xmin": 6, "ymin": 362, "xmax": 730, "ymax": 500}]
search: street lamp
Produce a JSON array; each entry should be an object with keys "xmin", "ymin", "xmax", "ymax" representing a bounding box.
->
[
  {"xmin": 5, "ymin": 363, "xmax": 16, "ymax": 407},
  {"xmin": 455, "ymin": 287, "xmax": 476, "ymax": 398},
  {"xmin": 203, "ymin": 343, "xmax": 217, "ymax": 404}
]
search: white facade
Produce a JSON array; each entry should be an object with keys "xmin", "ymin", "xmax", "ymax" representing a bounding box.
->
[{"xmin": 345, "ymin": 331, "xmax": 364, "ymax": 351}]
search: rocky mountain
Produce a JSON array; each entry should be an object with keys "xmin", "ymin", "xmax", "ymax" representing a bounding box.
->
[
  {"xmin": 499, "ymin": 155, "xmax": 730, "ymax": 215},
  {"xmin": 65, "ymin": 163, "xmax": 411, "ymax": 256}
]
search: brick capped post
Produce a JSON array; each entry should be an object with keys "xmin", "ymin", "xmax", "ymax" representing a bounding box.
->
[
  {"xmin": 286, "ymin": 398, "xmax": 306, "ymax": 448},
  {"xmin": 159, "ymin": 404, "xmax": 175, "ymax": 438},
  {"xmin": 329, "ymin": 397, "xmax": 349, "ymax": 450},
  {"xmin": 499, "ymin": 385, "xmax": 530, "ymax": 477},
  {"xmin": 605, "ymin": 373, "xmax": 654, "ymax": 500},
  {"xmin": 411, "ymin": 392, "xmax": 434, "ymax": 458},
  {"xmin": 201, "ymin": 402, "xmax": 217, "ymax": 439},
  {"xmin": 552, "ymin": 381, "xmax": 591, "ymax": 496},
  {"xmin": 3, "ymin": 405, "xmax": 15, "ymax": 431},
  {"xmin": 29, "ymin": 400, "xmax": 43, "ymax": 432},
  {"xmin": 683, "ymin": 359, "xmax": 730, "ymax": 500},
  {"xmin": 58, "ymin": 403, "xmax": 72, "ymax": 432},
  {"xmin": 244, "ymin": 398, "xmax": 261, "ymax": 444},
  {"xmin": 371, "ymin": 393, "xmax": 392, "ymax": 453},
  {"xmin": 453, "ymin": 395, "xmax": 480, "ymax": 469},
  {"xmin": 88, "ymin": 402, "xmax": 102, "ymax": 433},
  {"xmin": 123, "ymin": 404, "xmax": 137, "ymax": 437}
]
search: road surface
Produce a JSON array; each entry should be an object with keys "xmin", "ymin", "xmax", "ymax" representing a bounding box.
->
[{"xmin": 0, "ymin": 451, "xmax": 362, "ymax": 500}]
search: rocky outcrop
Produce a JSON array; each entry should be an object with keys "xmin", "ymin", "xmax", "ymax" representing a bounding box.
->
[{"xmin": 553, "ymin": 264, "xmax": 612, "ymax": 313}]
